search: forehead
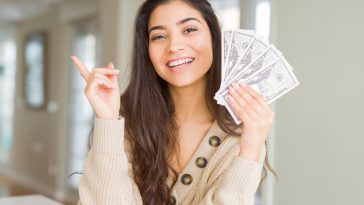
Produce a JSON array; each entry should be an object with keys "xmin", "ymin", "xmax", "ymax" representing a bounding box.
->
[{"xmin": 148, "ymin": 1, "xmax": 205, "ymax": 28}]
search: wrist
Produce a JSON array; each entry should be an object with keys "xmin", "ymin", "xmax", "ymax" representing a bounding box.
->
[
  {"xmin": 238, "ymin": 151, "xmax": 260, "ymax": 162},
  {"xmin": 96, "ymin": 113, "xmax": 120, "ymax": 120},
  {"xmin": 238, "ymin": 144, "xmax": 263, "ymax": 162}
]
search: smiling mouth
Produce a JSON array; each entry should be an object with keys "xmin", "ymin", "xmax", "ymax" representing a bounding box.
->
[{"xmin": 167, "ymin": 57, "xmax": 195, "ymax": 68}]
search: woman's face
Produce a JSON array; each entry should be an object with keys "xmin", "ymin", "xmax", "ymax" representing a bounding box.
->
[{"xmin": 148, "ymin": 0, "xmax": 213, "ymax": 88}]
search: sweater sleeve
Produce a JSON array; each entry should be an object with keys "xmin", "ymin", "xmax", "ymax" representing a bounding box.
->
[
  {"xmin": 197, "ymin": 145, "xmax": 266, "ymax": 205},
  {"xmin": 77, "ymin": 118, "xmax": 143, "ymax": 205}
]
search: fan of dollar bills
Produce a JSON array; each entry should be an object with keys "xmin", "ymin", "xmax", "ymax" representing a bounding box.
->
[{"xmin": 215, "ymin": 29, "xmax": 300, "ymax": 124}]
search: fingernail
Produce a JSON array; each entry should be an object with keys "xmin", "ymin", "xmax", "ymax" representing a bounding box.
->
[
  {"xmin": 229, "ymin": 86, "xmax": 234, "ymax": 92},
  {"xmin": 70, "ymin": 56, "xmax": 77, "ymax": 62},
  {"xmin": 110, "ymin": 62, "xmax": 115, "ymax": 69}
]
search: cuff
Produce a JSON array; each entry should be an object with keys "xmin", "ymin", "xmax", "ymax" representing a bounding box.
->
[
  {"xmin": 93, "ymin": 117, "xmax": 125, "ymax": 154},
  {"xmin": 221, "ymin": 156, "xmax": 263, "ymax": 195}
]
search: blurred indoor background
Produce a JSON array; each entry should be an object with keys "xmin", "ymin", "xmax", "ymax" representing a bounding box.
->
[{"xmin": 0, "ymin": 0, "xmax": 363, "ymax": 204}]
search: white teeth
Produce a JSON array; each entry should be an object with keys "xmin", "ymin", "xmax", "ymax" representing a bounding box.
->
[{"xmin": 168, "ymin": 58, "xmax": 194, "ymax": 67}]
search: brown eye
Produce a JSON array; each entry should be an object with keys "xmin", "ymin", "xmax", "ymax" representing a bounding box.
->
[
  {"xmin": 184, "ymin": 27, "xmax": 198, "ymax": 34},
  {"xmin": 151, "ymin": 34, "xmax": 166, "ymax": 41}
]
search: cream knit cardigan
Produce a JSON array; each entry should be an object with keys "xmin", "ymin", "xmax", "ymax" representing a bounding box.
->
[{"xmin": 78, "ymin": 118, "xmax": 265, "ymax": 205}]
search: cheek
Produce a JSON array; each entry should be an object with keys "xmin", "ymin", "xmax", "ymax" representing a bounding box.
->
[
  {"xmin": 149, "ymin": 45, "xmax": 166, "ymax": 78},
  {"xmin": 194, "ymin": 36, "xmax": 213, "ymax": 66},
  {"xmin": 148, "ymin": 46, "xmax": 157, "ymax": 64}
]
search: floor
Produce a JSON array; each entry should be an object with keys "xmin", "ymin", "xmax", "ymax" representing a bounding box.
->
[{"xmin": 0, "ymin": 175, "xmax": 75, "ymax": 205}]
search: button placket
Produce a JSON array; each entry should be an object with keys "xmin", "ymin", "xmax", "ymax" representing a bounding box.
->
[
  {"xmin": 181, "ymin": 174, "xmax": 193, "ymax": 185},
  {"xmin": 169, "ymin": 195, "xmax": 176, "ymax": 205},
  {"xmin": 195, "ymin": 157, "xmax": 208, "ymax": 168},
  {"xmin": 173, "ymin": 121, "xmax": 227, "ymax": 200},
  {"xmin": 209, "ymin": 135, "xmax": 221, "ymax": 147}
]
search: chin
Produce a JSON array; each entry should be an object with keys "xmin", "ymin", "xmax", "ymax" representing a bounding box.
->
[
  {"xmin": 165, "ymin": 75, "xmax": 206, "ymax": 89},
  {"xmin": 167, "ymin": 79, "xmax": 195, "ymax": 88}
]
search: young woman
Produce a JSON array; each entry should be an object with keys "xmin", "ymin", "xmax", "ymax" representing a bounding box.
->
[{"xmin": 72, "ymin": 0, "xmax": 275, "ymax": 204}]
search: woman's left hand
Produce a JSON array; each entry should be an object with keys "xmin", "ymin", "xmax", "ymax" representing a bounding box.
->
[{"xmin": 227, "ymin": 83, "xmax": 275, "ymax": 162}]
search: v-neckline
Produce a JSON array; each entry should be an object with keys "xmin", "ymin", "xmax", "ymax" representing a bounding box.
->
[
  {"xmin": 174, "ymin": 120, "xmax": 216, "ymax": 176},
  {"xmin": 170, "ymin": 119, "xmax": 228, "ymax": 201}
]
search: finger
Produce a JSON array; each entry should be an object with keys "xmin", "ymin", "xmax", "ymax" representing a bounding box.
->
[
  {"xmin": 105, "ymin": 62, "xmax": 120, "ymax": 85},
  {"xmin": 228, "ymin": 87, "xmax": 262, "ymax": 122},
  {"xmin": 228, "ymin": 85, "xmax": 248, "ymax": 109},
  {"xmin": 71, "ymin": 56, "xmax": 90, "ymax": 81},
  {"xmin": 91, "ymin": 68, "xmax": 120, "ymax": 76},
  {"xmin": 107, "ymin": 62, "xmax": 114, "ymax": 69},
  {"xmin": 233, "ymin": 84, "xmax": 267, "ymax": 117},
  {"xmin": 227, "ymin": 94, "xmax": 253, "ymax": 124},
  {"xmin": 92, "ymin": 73, "xmax": 115, "ymax": 87},
  {"xmin": 88, "ymin": 77, "xmax": 115, "ymax": 91},
  {"xmin": 241, "ymin": 84, "xmax": 273, "ymax": 115},
  {"xmin": 242, "ymin": 84, "xmax": 268, "ymax": 106},
  {"xmin": 229, "ymin": 85, "xmax": 263, "ymax": 118}
]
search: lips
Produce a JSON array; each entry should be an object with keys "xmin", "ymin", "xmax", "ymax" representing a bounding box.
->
[{"xmin": 167, "ymin": 57, "xmax": 195, "ymax": 68}]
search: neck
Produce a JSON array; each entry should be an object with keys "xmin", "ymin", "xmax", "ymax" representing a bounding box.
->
[{"xmin": 169, "ymin": 77, "xmax": 213, "ymax": 125}]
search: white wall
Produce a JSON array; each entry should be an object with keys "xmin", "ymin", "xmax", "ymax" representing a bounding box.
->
[{"xmin": 271, "ymin": 0, "xmax": 364, "ymax": 204}]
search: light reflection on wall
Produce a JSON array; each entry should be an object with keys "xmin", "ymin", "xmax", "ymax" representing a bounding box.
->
[
  {"xmin": 0, "ymin": 39, "xmax": 16, "ymax": 164},
  {"xmin": 255, "ymin": 1, "xmax": 271, "ymax": 42},
  {"xmin": 210, "ymin": 0, "xmax": 241, "ymax": 29}
]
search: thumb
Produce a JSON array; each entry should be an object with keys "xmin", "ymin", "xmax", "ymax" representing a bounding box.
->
[
  {"xmin": 107, "ymin": 62, "xmax": 119, "ymax": 85},
  {"xmin": 107, "ymin": 62, "xmax": 115, "ymax": 69}
]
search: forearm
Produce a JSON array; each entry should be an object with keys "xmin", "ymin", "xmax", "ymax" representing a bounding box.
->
[
  {"xmin": 78, "ymin": 118, "xmax": 142, "ymax": 205},
  {"xmin": 198, "ymin": 156, "xmax": 263, "ymax": 205}
]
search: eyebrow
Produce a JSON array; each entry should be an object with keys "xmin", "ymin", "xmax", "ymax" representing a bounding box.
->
[{"xmin": 149, "ymin": 17, "xmax": 201, "ymax": 34}]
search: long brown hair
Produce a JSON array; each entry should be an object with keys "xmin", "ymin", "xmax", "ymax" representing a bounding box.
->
[{"xmin": 119, "ymin": 0, "xmax": 276, "ymax": 204}]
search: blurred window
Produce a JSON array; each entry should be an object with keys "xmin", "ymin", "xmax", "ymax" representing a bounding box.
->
[
  {"xmin": 210, "ymin": 0, "xmax": 241, "ymax": 29},
  {"xmin": 255, "ymin": 0, "xmax": 271, "ymax": 41},
  {"xmin": 67, "ymin": 18, "xmax": 100, "ymax": 188},
  {"xmin": 0, "ymin": 38, "xmax": 16, "ymax": 164}
]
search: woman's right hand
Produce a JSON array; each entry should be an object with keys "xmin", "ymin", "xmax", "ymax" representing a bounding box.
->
[{"xmin": 71, "ymin": 56, "xmax": 121, "ymax": 120}]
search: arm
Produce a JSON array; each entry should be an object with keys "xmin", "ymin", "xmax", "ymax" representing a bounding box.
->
[
  {"xmin": 198, "ymin": 145, "xmax": 266, "ymax": 205},
  {"xmin": 78, "ymin": 118, "xmax": 143, "ymax": 205}
]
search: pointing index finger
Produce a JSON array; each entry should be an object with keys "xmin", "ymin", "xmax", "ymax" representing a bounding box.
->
[{"xmin": 71, "ymin": 56, "xmax": 90, "ymax": 81}]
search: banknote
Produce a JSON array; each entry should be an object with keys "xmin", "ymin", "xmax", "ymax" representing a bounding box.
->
[
  {"xmin": 216, "ymin": 28, "xmax": 299, "ymax": 124},
  {"xmin": 223, "ymin": 30, "xmax": 255, "ymax": 81},
  {"xmin": 222, "ymin": 29, "xmax": 232, "ymax": 67},
  {"xmin": 215, "ymin": 45, "xmax": 281, "ymax": 104},
  {"xmin": 227, "ymin": 45, "xmax": 282, "ymax": 86},
  {"xmin": 244, "ymin": 58, "xmax": 299, "ymax": 103},
  {"xmin": 221, "ymin": 29, "xmax": 232, "ymax": 87},
  {"xmin": 221, "ymin": 58, "xmax": 300, "ymax": 124},
  {"xmin": 223, "ymin": 36, "xmax": 270, "ymax": 85}
]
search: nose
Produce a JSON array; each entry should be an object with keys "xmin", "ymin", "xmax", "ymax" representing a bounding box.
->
[{"xmin": 168, "ymin": 35, "xmax": 185, "ymax": 53}]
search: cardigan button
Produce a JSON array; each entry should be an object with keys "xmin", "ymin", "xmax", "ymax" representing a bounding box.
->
[
  {"xmin": 195, "ymin": 157, "xmax": 208, "ymax": 168},
  {"xmin": 209, "ymin": 136, "xmax": 221, "ymax": 147},
  {"xmin": 181, "ymin": 174, "xmax": 193, "ymax": 185},
  {"xmin": 169, "ymin": 195, "xmax": 176, "ymax": 205}
]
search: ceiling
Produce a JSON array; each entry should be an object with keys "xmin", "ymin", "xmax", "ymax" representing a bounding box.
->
[{"xmin": 0, "ymin": 0, "xmax": 74, "ymax": 22}]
